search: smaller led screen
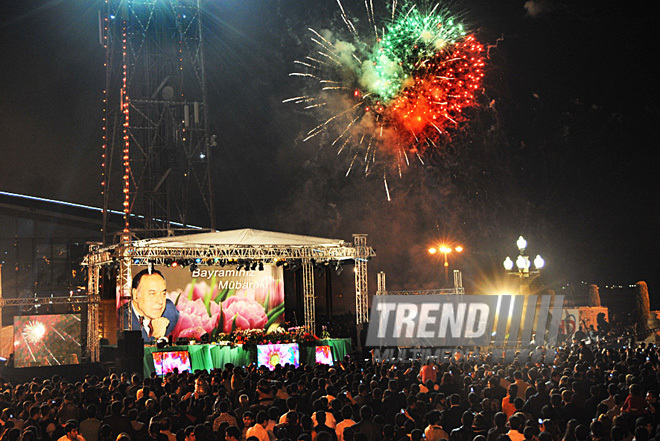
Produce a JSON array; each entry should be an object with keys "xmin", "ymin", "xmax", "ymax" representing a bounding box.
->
[
  {"xmin": 257, "ymin": 343, "xmax": 300, "ymax": 370},
  {"xmin": 152, "ymin": 350, "xmax": 192, "ymax": 375},
  {"xmin": 315, "ymin": 345, "xmax": 334, "ymax": 365},
  {"xmin": 13, "ymin": 314, "xmax": 82, "ymax": 368}
]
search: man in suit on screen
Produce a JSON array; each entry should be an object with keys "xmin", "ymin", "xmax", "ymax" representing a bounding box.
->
[{"xmin": 118, "ymin": 268, "xmax": 179, "ymax": 342}]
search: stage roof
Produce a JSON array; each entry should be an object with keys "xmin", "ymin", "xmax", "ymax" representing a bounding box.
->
[{"xmin": 134, "ymin": 228, "xmax": 348, "ymax": 248}]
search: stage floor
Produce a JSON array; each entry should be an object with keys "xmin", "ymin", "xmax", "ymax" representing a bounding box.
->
[{"xmin": 143, "ymin": 338, "xmax": 352, "ymax": 376}]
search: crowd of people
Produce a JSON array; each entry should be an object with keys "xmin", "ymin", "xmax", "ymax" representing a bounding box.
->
[{"xmin": 1, "ymin": 338, "xmax": 660, "ymax": 441}]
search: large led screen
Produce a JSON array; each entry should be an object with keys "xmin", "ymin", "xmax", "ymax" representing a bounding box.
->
[
  {"xmin": 13, "ymin": 314, "xmax": 82, "ymax": 368},
  {"xmin": 118, "ymin": 265, "xmax": 285, "ymax": 341}
]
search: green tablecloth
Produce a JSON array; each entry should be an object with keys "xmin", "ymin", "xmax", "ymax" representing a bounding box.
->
[
  {"xmin": 320, "ymin": 338, "xmax": 352, "ymax": 361},
  {"xmin": 143, "ymin": 338, "xmax": 352, "ymax": 376}
]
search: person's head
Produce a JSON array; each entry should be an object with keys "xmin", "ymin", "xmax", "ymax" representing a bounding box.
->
[
  {"xmin": 590, "ymin": 421, "xmax": 606, "ymax": 441},
  {"xmin": 508, "ymin": 415, "xmax": 522, "ymax": 432},
  {"xmin": 574, "ymin": 425, "xmax": 590, "ymax": 441},
  {"xmin": 243, "ymin": 411, "xmax": 255, "ymax": 428},
  {"xmin": 341, "ymin": 405, "xmax": 353, "ymax": 421},
  {"xmin": 461, "ymin": 411, "xmax": 474, "ymax": 427},
  {"xmin": 494, "ymin": 412, "xmax": 507, "ymax": 429},
  {"xmin": 131, "ymin": 269, "xmax": 167, "ymax": 320},
  {"xmin": 225, "ymin": 426, "xmax": 240, "ymax": 441},
  {"xmin": 256, "ymin": 411, "xmax": 268, "ymax": 427},
  {"xmin": 184, "ymin": 426, "xmax": 197, "ymax": 441},
  {"xmin": 65, "ymin": 420, "xmax": 80, "ymax": 440},
  {"xmin": 508, "ymin": 384, "xmax": 518, "ymax": 398}
]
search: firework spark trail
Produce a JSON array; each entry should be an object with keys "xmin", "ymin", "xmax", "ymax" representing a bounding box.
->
[
  {"xmin": 21, "ymin": 333, "xmax": 38, "ymax": 362},
  {"xmin": 306, "ymin": 56, "xmax": 327, "ymax": 66},
  {"xmin": 282, "ymin": 96, "xmax": 314, "ymax": 104},
  {"xmin": 294, "ymin": 61, "xmax": 316, "ymax": 69},
  {"xmin": 315, "ymin": 49, "xmax": 343, "ymax": 66},
  {"xmin": 337, "ymin": 136, "xmax": 352, "ymax": 155},
  {"xmin": 51, "ymin": 326, "xmax": 82, "ymax": 347},
  {"xmin": 308, "ymin": 28, "xmax": 336, "ymax": 50},
  {"xmin": 384, "ymin": 174, "xmax": 391, "ymax": 201},
  {"xmin": 307, "ymin": 101, "xmax": 364, "ymax": 137},
  {"xmin": 366, "ymin": 0, "xmax": 378, "ymax": 39},
  {"xmin": 336, "ymin": 0, "xmax": 358, "ymax": 36},
  {"xmin": 332, "ymin": 114, "xmax": 362, "ymax": 145},
  {"xmin": 42, "ymin": 345, "xmax": 60, "ymax": 365},
  {"xmin": 289, "ymin": 72, "xmax": 321, "ymax": 80}
]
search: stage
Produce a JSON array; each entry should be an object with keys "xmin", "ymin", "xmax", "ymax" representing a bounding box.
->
[{"xmin": 142, "ymin": 338, "xmax": 352, "ymax": 376}]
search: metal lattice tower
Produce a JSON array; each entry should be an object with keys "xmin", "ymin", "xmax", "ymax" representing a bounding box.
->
[
  {"xmin": 302, "ymin": 260, "xmax": 315, "ymax": 334},
  {"xmin": 101, "ymin": 0, "xmax": 215, "ymax": 243},
  {"xmin": 353, "ymin": 234, "xmax": 369, "ymax": 324}
]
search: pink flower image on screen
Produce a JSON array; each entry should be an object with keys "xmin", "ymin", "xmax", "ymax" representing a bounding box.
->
[
  {"xmin": 257, "ymin": 343, "xmax": 299, "ymax": 370},
  {"xmin": 233, "ymin": 278, "xmax": 284, "ymax": 311},
  {"xmin": 169, "ymin": 293, "xmax": 221, "ymax": 340},
  {"xmin": 221, "ymin": 296, "xmax": 268, "ymax": 333},
  {"xmin": 186, "ymin": 281, "xmax": 218, "ymax": 302}
]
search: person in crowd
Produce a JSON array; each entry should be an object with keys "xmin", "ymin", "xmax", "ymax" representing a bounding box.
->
[
  {"xmin": 335, "ymin": 406, "xmax": 355, "ymax": 441},
  {"xmin": 57, "ymin": 421, "xmax": 85, "ymax": 441},
  {"xmin": 246, "ymin": 411, "xmax": 270, "ymax": 441},
  {"xmin": 424, "ymin": 410, "xmax": 449, "ymax": 441}
]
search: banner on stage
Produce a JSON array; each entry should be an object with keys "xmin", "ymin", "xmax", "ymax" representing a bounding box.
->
[{"xmin": 118, "ymin": 265, "xmax": 285, "ymax": 341}]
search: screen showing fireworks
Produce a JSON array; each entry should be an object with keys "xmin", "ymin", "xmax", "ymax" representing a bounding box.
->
[
  {"xmin": 152, "ymin": 350, "xmax": 192, "ymax": 376},
  {"xmin": 256, "ymin": 343, "xmax": 299, "ymax": 370},
  {"xmin": 315, "ymin": 345, "xmax": 333, "ymax": 365},
  {"xmin": 13, "ymin": 314, "xmax": 82, "ymax": 368}
]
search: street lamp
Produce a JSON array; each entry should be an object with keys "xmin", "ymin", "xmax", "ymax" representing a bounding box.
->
[
  {"xmin": 503, "ymin": 236, "xmax": 544, "ymax": 294},
  {"xmin": 429, "ymin": 244, "xmax": 464, "ymax": 287}
]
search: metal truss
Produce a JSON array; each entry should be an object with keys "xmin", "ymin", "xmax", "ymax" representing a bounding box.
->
[
  {"xmin": 374, "ymin": 269, "xmax": 465, "ymax": 296},
  {"xmin": 376, "ymin": 271, "xmax": 386, "ymax": 296},
  {"xmin": 117, "ymin": 255, "xmax": 133, "ymax": 331},
  {"xmin": 87, "ymin": 264, "xmax": 101, "ymax": 362},
  {"xmin": 0, "ymin": 296, "xmax": 92, "ymax": 306},
  {"xmin": 84, "ymin": 242, "xmax": 373, "ymax": 266},
  {"xmin": 354, "ymin": 235, "xmax": 369, "ymax": 325},
  {"xmin": 381, "ymin": 288, "xmax": 466, "ymax": 295},
  {"xmin": 302, "ymin": 260, "xmax": 315, "ymax": 334}
]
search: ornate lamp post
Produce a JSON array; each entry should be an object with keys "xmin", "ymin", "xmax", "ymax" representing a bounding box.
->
[{"xmin": 503, "ymin": 236, "xmax": 544, "ymax": 295}]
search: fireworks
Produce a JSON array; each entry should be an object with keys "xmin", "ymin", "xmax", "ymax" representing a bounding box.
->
[
  {"xmin": 23, "ymin": 321, "xmax": 47, "ymax": 344},
  {"xmin": 286, "ymin": 0, "xmax": 485, "ymax": 194}
]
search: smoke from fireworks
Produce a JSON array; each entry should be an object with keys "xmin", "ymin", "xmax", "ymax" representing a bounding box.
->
[{"xmin": 285, "ymin": 0, "xmax": 485, "ymax": 196}]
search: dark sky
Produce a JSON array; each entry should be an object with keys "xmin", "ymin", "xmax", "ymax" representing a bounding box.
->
[{"xmin": 1, "ymin": 0, "xmax": 658, "ymax": 295}]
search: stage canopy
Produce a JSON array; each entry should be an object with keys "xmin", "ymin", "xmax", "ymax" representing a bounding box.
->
[{"xmin": 136, "ymin": 228, "xmax": 350, "ymax": 248}]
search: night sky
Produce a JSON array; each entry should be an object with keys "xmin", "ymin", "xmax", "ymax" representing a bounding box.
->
[{"xmin": 1, "ymin": 0, "xmax": 658, "ymax": 296}]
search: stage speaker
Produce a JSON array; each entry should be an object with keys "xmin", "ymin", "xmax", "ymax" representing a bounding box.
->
[{"xmin": 116, "ymin": 330, "xmax": 144, "ymax": 375}]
